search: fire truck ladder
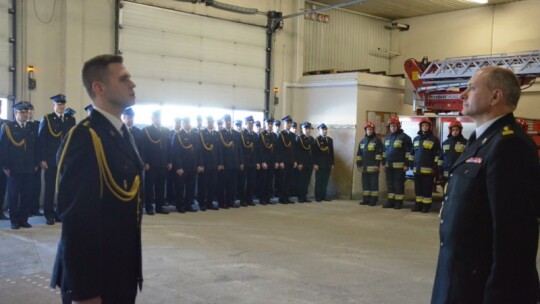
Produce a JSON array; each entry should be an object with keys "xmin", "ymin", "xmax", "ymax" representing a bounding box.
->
[{"xmin": 420, "ymin": 51, "xmax": 540, "ymax": 80}]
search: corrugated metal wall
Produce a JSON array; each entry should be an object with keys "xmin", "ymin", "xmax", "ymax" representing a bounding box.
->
[{"xmin": 304, "ymin": 4, "xmax": 391, "ymax": 73}]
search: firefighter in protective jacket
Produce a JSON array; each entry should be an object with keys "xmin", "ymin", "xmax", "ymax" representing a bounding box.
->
[
  {"xmin": 438, "ymin": 120, "xmax": 467, "ymax": 187},
  {"xmin": 356, "ymin": 122, "xmax": 383, "ymax": 206},
  {"xmin": 410, "ymin": 118, "xmax": 441, "ymax": 213},
  {"xmin": 382, "ymin": 116, "xmax": 412, "ymax": 209}
]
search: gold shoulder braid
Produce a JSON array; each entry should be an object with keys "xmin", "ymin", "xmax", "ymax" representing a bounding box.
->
[
  {"xmin": 200, "ymin": 131, "xmax": 213, "ymax": 151},
  {"xmin": 299, "ymin": 136, "xmax": 311, "ymax": 151},
  {"xmin": 176, "ymin": 132, "xmax": 193, "ymax": 150},
  {"xmin": 261, "ymin": 132, "xmax": 273, "ymax": 150},
  {"xmin": 280, "ymin": 132, "xmax": 291, "ymax": 149},
  {"xmin": 240, "ymin": 131, "xmax": 254, "ymax": 149},
  {"xmin": 4, "ymin": 124, "xmax": 26, "ymax": 149},
  {"xmin": 45, "ymin": 115, "xmax": 63, "ymax": 138},
  {"xmin": 57, "ymin": 126, "xmax": 142, "ymax": 217},
  {"xmin": 315, "ymin": 137, "xmax": 329, "ymax": 152},
  {"xmin": 219, "ymin": 131, "xmax": 234, "ymax": 148},
  {"xmin": 145, "ymin": 128, "xmax": 161, "ymax": 144}
]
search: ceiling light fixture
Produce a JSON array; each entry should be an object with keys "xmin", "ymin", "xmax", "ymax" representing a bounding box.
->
[{"xmin": 467, "ymin": 0, "xmax": 488, "ymax": 4}]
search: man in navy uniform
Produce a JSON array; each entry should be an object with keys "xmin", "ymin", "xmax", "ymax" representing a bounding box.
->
[
  {"xmin": 51, "ymin": 54, "xmax": 144, "ymax": 304},
  {"xmin": 38, "ymin": 94, "xmax": 76, "ymax": 225},
  {"xmin": 276, "ymin": 115, "xmax": 296, "ymax": 204},
  {"xmin": 314, "ymin": 123, "xmax": 334, "ymax": 202},
  {"xmin": 431, "ymin": 67, "xmax": 540, "ymax": 304},
  {"xmin": 27, "ymin": 104, "xmax": 43, "ymax": 216},
  {"xmin": 0, "ymin": 101, "xmax": 38, "ymax": 229},
  {"xmin": 217, "ymin": 114, "xmax": 243, "ymax": 209},
  {"xmin": 166, "ymin": 118, "xmax": 182, "ymax": 206},
  {"xmin": 296, "ymin": 122, "xmax": 315, "ymax": 203},
  {"xmin": 141, "ymin": 110, "xmax": 171, "ymax": 215},
  {"xmin": 238, "ymin": 115, "xmax": 259, "ymax": 206},
  {"xmin": 172, "ymin": 117, "xmax": 202, "ymax": 213},
  {"xmin": 410, "ymin": 117, "xmax": 440, "ymax": 213},
  {"xmin": 121, "ymin": 107, "xmax": 144, "ymax": 155},
  {"xmin": 0, "ymin": 102, "xmax": 9, "ymax": 220},
  {"xmin": 259, "ymin": 118, "xmax": 278, "ymax": 205},
  {"xmin": 356, "ymin": 122, "xmax": 383, "ymax": 206},
  {"xmin": 381, "ymin": 117, "xmax": 412, "ymax": 209},
  {"xmin": 199, "ymin": 116, "xmax": 222, "ymax": 210},
  {"xmin": 437, "ymin": 120, "xmax": 467, "ymax": 188},
  {"xmin": 273, "ymin": 119, "xmax": 282, "ymax": 198}
]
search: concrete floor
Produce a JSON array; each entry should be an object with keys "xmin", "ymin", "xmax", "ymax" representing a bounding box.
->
[{"xmin": 0, "ymin": 199, "xmax": 532, "ymax": 304}]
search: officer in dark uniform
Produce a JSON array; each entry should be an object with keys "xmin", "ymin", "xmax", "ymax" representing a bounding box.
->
[
  {"xmin": 217, "ymin": 115, "xmax": 243, "ymax": 208},
  {"xmin": 199, "ymin": 116, "xmax": 222, "ymax": 210},
  {"xmin": 238, "ymin": 116, "xmax": 259, "ymax": 206},
  {"xmin": 254, "ymin": 120, "xmax": 263, "ymax": 200},
  {"xmin": 51, "ymin": 54, "xmax": 143, "ymax": 304},
  {"xmin": 432, "ymin": 67, "xmax": 540, "ymax": 304},
  {"xmin": 27, "ymin": 104, "xmax": 43, "ymax": 216},
  {"xmin": 0, "ymin": 102, "xmax": 38, "ymax": 229},
  {"xmin": 172, "ymin": 117, "xmax": 202, "ymax": 213},
  {"xmin": 141, "ymin": 110, "xmax": 171, "ymax": 215},
  {"xmin": 258, "ymin": 118, "xmax": 278, "ymax": 205},
  {"xmin": 165, "ymin": 118, "xmax": 182, "ymax": 206},
  {"xmin": 314, "ymin": 123, "xmax": 334, "ymax": 202},
  {"xmin": 296, "ymin": 122, "xmax": 315, "ymax": 203},
  {"xmin": 382, "ymin": 117, "xmax": 412, "ymax": 209},
  {"xmin": 38, "ymin": 94, "xmax": 76, "ymax": 225},
  {"xmin": 273, "ymin": 119, "xmax": 282, "ymax": 198},
  {"xmin": 192, "ymin": 115, "xmax": 204, "ymax": 208},
  {"xmin": 356, "ymin": 121, "xmax": 383, "ymax": 206},
  {"xmin": 121, "ymin": 107, "xmax": 144, "ymax": 157},
  {"xmin": 0, "ymin": 102, "xmax": 9, "ymax": 220},
  {"xmin": 410, "ymin": 117, "xmax": 441, "ymax": 213},
  {"xmin": 437, "ymin": 120, "xmax": 467, "ymax": 187},
  {"xmin": 276, "ymin": 115, "xmax": 296, "ymax": 204},
  {"xmin": 290, "ymin": 121, "xmax": 301, "ymax": 199}
]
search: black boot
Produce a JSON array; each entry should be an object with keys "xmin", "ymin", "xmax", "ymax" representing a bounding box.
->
[
  {"xmin": 382, "ymin": 199, "xmax": 395, "ymax": 208},
  {"xmin": 360, "ymin": 196, "xmax": 370, "ymax": 205},
  {"xmin": 411, "ymin": 202, "xmax": 422, "ymax": 212},
  {"xmin": 393, "ymin": 201, "xmax": 403, "ymax": 209},
  {"xmin": 421, "ymin": 203, "xmax": 432, "ymax": 213}
]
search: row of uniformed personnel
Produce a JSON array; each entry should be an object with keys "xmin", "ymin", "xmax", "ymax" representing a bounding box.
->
[
  {"xmin": 355, "ymin": 116, "xmax": 468, "ymax": 213},
  {"xmin": 123, "ymin": 110, "xmax": 335, "ymax": 214}
]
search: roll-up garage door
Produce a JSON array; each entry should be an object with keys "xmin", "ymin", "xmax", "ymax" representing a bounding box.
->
[{"xmin": 118, "ymin": 2, "xmax": 266, "ymax": 111}]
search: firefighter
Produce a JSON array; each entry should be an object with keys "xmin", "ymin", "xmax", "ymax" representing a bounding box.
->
[
  {"xmin": 356, "ymin": 121, "xmax": 383, "ymax": 206},
  {"xmin": 410, "ymin": 118, "xmax": 440, "ymax": 213},
  {"xmin": 438, "ymin": 120, "xmax": 467, "ymax": 187},
  {"xmin": 382, "ymin": 116, "xmax": 412, "ymax": 209}
]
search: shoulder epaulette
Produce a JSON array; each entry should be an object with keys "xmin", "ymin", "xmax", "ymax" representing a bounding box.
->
[{"xmin": 501, "ymin": 125, "xmax": 514, "ymax": 136}]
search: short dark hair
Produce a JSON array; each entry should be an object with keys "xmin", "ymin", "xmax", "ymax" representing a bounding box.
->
[
  {"xmin": 481, "ymin": 66, "xmax": 521, "ymax": 108},
  {"xmin": 82, "ymin": 54, "xmax": 124, "ymax": 99}
]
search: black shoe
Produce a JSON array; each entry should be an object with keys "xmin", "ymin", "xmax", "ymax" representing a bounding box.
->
[
  {"xmin": 304, "ymin": 199, "xmax": 312, "ymax": 203},
  {"xmin": 11, "ymin": 223, "xmax": 19, "ymax": 229},
  {"xmin": 155, "ymin": 209, "xmax": 169, "ymax": 214},
  {"xmin": 19, "ymin": 222, "xmax": 32, "ymax": 228},
  {"xmin": 177, "ymin": 209, "xmax": 185, "ymax": 213},
  {"xmin": 322, "ymin": 198, "xmax": 332, "ymax": 202},
  {"xmin": 200, "ymin": 207, "xmax": 207, "ymax": 211},
  {"xmin": 287, "ymin": 199, "xmax": 295, "ymax": 204},
  {"xmin": 55, "ymin": 215, "xmax": 62, "ymax": 223},
  {"xmin": 411, "ymin": 202, "xmax": 422, "ymax": 212},
  {"xmin": 248, "ymin": 202, "xmax": 256, "ymax": 206},
  {"xmin": 315, "ymin": 199, "xmax": 322, "ymax": 202},
  {"xmin": 240, "ymin": 202, "xmax": 248, "ymax": 207},
  {"xmin": 369, "ymin": 201, "xmax": 377, "ymax": 206},
  {"xmin": 421, "ymin": 204, "xmax": 432, "ymax": 213},
  {"xmin": 393, "ymin": 201, "xmax": 403, "ymax": 209},
  {"xmin": 46, "ymin": 218, "xmax": 55, "ymax": 225},
  {"xmin": 146, "ymin": 209, "xmax": 155, "ymax": 215},
  {"xmin": 260, "ymin": 201, "xmax": 267, "ymax": 205},
  {"xmin": 298, "ymin": 199, "xmax": 305, "ymax": 203},
  {"xmin": 382, "ymin": 201, "xmax": 395, "ymax": 208}
]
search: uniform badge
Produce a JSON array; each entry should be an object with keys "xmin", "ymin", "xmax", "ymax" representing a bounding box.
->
[
  {"xmin": 482, "ymin": 138, "xmax": 487, "ymax": 145},
  {"xmin": 466, "ymin": 157, "xmax": 483, "ymax": 164},
  {"xmin": 502, "ymin": 126, "xmax": 514, "ymax": 136}
]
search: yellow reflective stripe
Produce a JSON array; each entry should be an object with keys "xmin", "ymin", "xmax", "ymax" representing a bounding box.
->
[
  {"xmin": 356, "ymin": 156, "xmax": 362, "ymax": 161},
  {"xmin": 422, "ymin": 198, "xmax": 432, "ymax": 204},
  {"xmin": 366, "ymin": 166, "xmax": 378, "ymax": 172},
  {"xmin": 434, "ymin": 156, "xmax": 439, "ymax": 162},
  {"xmin": 363, "ymin": 191, "xmax": 370, "ymax": 196},
  {"xmin": 394, "ymin": 194, "xmax": 404, "ymax": 200},
  {"xmin": 405, "ymin": 152, "xmax": 411, "ymax": 158},
  {"xmin": 420, "ymin": 167, "xmax": 433, "ymax": 174},
  {"xmin": 387, "ymin": 193, "xmax": 395, "ymax": 199},
  {"xmin": 443, "ymin": 171, "xmax": 449, "ymax": 177},
  {"xmin": 416, "ymin": 197, "xmax": 423, "ymax": 203},
  {"xmin": 437, "ymin": 160, "xmax": 443, "ymax": 166},
  {"xmin": 370, "ymin": 191, "xmax": 379, "ymax": 196},
  {"xmin": 375, "ymin": 154, "xmax": 382, "ymax": 160},
  {"xmin": 409, "ymin": 155, "xmax": 414, "ymax": 161},
  {"xmin": 392, "ymin": 162, "xmax": 404, "ymax": 168},
  {"xmin": 382, "ymin": 152, "xmax": 386, "ymax": 157}
]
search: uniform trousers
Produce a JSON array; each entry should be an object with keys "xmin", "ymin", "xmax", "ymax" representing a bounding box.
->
[
  {"xmin": 165, "ymin": 170, "xmax": 176, "ymax": 204},
  {"xmin": 218, "ymin": 168, "xmax": 237, "ymax": 208},
  {"xmin": 385, "ymin": 168, "xmax": 405, "ymax": 204},
  {"xmin": 414, "ymin": 174, "xmax": 434, "ymax": 204},
  {"xmin": 175, "ymin": 170, "xmax": 196, "ymax": 212},
  {"xmin": 315, "ymin": 167, "xmax": 331, "ymax": 201},
  {"xmin": 43, "ymin": 166, "xmax": 57, "ymax": 219},
  {"xmin": 7, "ymin": 173, "xmax": 33, "ymax": 224},
  {"xmin": 144, "ymin": 167, "xmax": 166, "ymax": 211},
  {"xmin": 298, "ymin": 166, "xmax": 313, "ymax": 201},
  {"xmin": 278, "ymin": 163, "xmax": 294, "ymax": 202},
  {"xmin": 200, "ymin": 169, "xmax": 217, "ymax": 209},
  {"xmin": 361, "ymin": 172, "xmax": 379, "ymax": 204},
  {"xmin": 239, "ymin": 167, "xmax": 257, "ymax": 204}
]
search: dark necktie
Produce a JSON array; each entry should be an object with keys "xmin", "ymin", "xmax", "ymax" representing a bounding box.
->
[{"xmin": 60, "ymin": 115, "xmax": 64, "ymax": 122}]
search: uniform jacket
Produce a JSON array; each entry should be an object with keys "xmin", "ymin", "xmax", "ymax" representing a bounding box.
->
[
  {"xmin": 314, "ymin": 135, "xmax": 334, "ymax": 169},
  {"xmin": 356, "ymin": 134, "xmax": 383, "ymax": 172},
  {"xmin": 410, "ymin": 130, "xmax": 441, "ymax": 175},
  {"xmin": 51, "ymin": 110, "xmax": 144, "ymax": 301},
  {"xmin": 382, "ymin": 129, "xmax": 412, "ymax": 169},
  {"xmin": 0, "ymin": 121, "xmax": 38, "ymax": 174},
  {"xmin": 438, "ymin": 134, "xmax": 467, "ymax": 177},
  {"xmin": 277, "ymin": 130, "xmax": 296, "ymax": 165},
  {"xmin": 141, "ymin": 125, "xmax": 171, "ymax": 168},
  {"xmin": 240, "ymin": 129, "xmax": 259, "ymax": 168},
  {"xmin": 128, "ymin": 125, "xmax": 145, "ymax": 160},
  {"xmin": 219, "ymin": 128, "xmax": 243, "ymax": 169},
  {"xmin": 172, "ymin": 129, "xmax": 202, "ymax": 172},
  {"xmin": 296, "ymin": 134, "xmax": 315, "ymax": 167},
  {"xmin": 259, "ymin": 130, "xmax": 277, "ymax": 165},
  {"xmin": 432, "ymin": 113, "xmax": 540, "ymax": 304},
  {"xmin": 38, "ymin": 112, "xmax": 76, "ymax": 167},
  {"xmin": 199, "ymin": 128, "xmax": 223, "ymax": 170}
]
